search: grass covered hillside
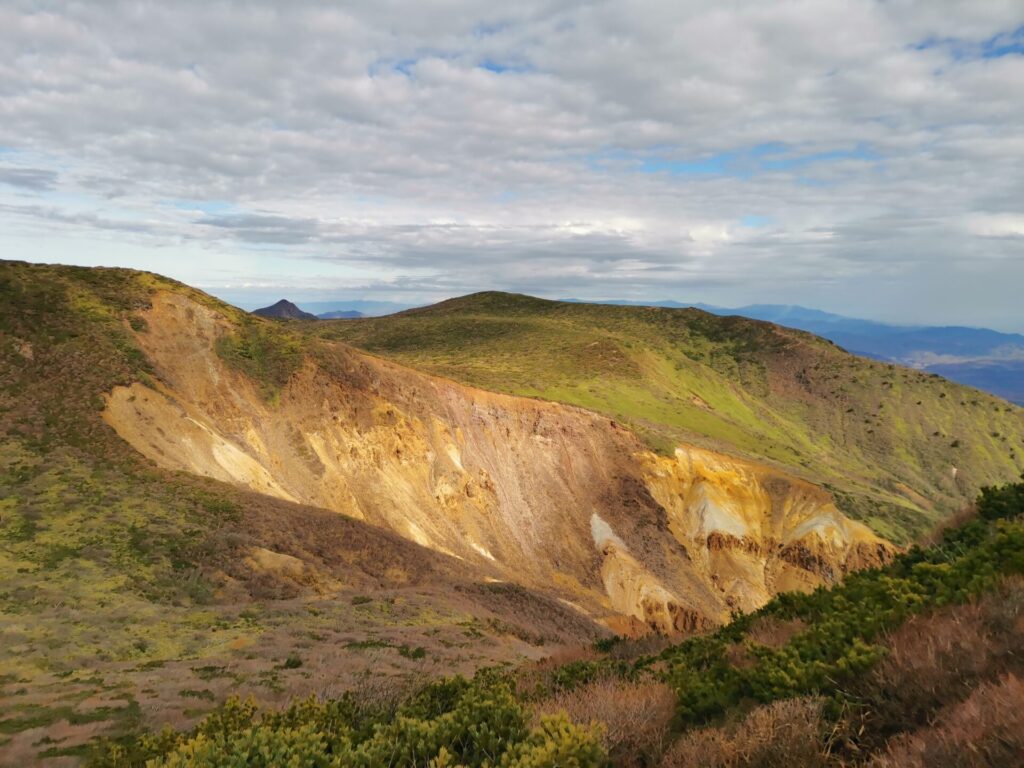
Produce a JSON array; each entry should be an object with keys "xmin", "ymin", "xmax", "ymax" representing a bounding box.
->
[
  {"xmin": 4, "ymin": 260, "xmax": 1021, "ymax": 765},
  {"xmin": 317, "ymin": 292, "xmax": 1024, "ymax": 542},
  {"xmin": 0, "ymin": 262, "xmax": 606, "ymax": 763},
  {"xmin": 93, "ymin": 479, "xmax": 1024, "ymax": 767}
]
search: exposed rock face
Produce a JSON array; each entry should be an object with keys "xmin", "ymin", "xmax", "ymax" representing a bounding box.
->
[
  {"xmin": 104, "ymin": 291, "xmax": 894, "ymax": 635},
  {"xmin": 641, "ymin": 447, "xmax": 893, "ymax": 615}
]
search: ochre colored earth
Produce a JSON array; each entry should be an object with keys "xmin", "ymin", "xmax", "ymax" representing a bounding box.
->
[{"xmin": 105, "ymin": 292, "xmax": 893, "ymax": 635}]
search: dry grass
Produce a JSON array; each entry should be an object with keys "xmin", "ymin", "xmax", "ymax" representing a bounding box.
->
[
  {"xmin": 660, "ymin": 697, "xmax": 829, "ymax": 768},
  {"xmin": 848, "ymin": 575, "xmax": 1024, "ymax": 751},
  {"xmin": 535, "ymin": 677, "xmax": 676, "ymax": 767},
  {"xmin": 316, "ymin": 673, "xmax": 411, "ymax": 719},
  {"xmin": 870, "ymin": 673, "xmax": 1024, "ymax": 768}
]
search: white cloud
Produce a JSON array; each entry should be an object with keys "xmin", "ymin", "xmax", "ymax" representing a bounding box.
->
[
  {"xmin": 965, "ymin": 213, "xmax": 1024, "ymax": 238},
  {"xmin": 0, "ymin": 0, "xmax": 1022, "ymax": 329}
]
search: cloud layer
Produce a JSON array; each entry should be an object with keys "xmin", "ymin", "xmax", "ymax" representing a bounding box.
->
[{"xmin": 1, "ymin": 1, "xmax": 1022, "ymax": 327}]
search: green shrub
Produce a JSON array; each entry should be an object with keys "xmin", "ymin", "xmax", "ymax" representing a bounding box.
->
[
  {"xmin": 660, "ymin": 479, "xmax": 1024, "ymax": 727},
  {"xmin": 497, "ymin": 714, "xmax": 605, "ymax": 767},
  {"xmin": 398, "ymin": 644, "xmax": 427, "ymax": 659},
  {"xmin": 93, "ymin": 679, "xmax": 607, "ymax": 768}
]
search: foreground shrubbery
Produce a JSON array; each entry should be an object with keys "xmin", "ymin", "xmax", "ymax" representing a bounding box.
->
[
  {"xmin": 657, "ymin": 477, "xmax": 1024, "ymax": 728},
  {"xmin": 93, "ymin": 479, "xmax": 1024, "ymax": 767},
  {"xmin": 94, "ymin": 675, "xmax": 605, "ymax": 767},
  {"xmin": 661, "ymin": 696, "xmax": 830, "ymax": 768},
  {"xmin": 534, "ymin": 679, "xmax": 675, "ymax": 767}
]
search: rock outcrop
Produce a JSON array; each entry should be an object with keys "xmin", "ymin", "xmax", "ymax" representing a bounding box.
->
[{"xmin": 104, "ymin": 291, "xmax": 894, "ymax": 634}]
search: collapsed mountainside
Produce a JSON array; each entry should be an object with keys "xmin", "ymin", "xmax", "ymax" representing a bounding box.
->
[
  {"xmin": 11, "ymin": 260, "xmax": 1018, "ymax": 764},
  {"xmin": 317, "ymin": 291, "xmax": 1024, "ymax": 543},
  {"xmin": 103, "ymin": 289, "xmax": 890, "ymax": 634},
  {"xmin": 1, "ymin": 261, "xmax": 616, "ymax": 763}
]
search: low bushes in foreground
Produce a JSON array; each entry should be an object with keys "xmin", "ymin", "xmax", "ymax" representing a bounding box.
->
[
  {"xmin": 866, "ymin": 672, "xmax": 1024, "ymax": 768},
  {"xmin": 657, "ymin": 478, "xmax": 1024, "ymax": 727},
  {"xmin": 92, "ymin": 676, "xmax": 605, "ymax": 767},
  {"xmin": 91, "ymin": 479, "xmax": 1024, "ymax": 767},
  {"xmin": 534, "ymin": 678, "xmax": 675, "ymax": 767},
  {"xmin": 660, "ymin": 696, "xmax": 829, "ymax": 768}
]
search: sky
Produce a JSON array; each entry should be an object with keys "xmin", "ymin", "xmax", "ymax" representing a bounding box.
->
[{"xmin": 2, "ymin": 1, "xmax": 1023, "ymax": 329}]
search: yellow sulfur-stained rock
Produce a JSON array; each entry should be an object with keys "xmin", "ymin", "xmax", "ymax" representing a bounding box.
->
[{"xmin": 104, "ymin": 291, "xmax": 896, "ymax": 636}]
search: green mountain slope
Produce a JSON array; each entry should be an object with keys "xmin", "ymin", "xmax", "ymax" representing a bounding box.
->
[
  {"xmin": 4, "ymin": 262, "xmax": 1023, "ymax": 764},
  {"xmin": 0, "ymin": 263, "xmax": 604, "ymax": 763},
  {"xmin": 315, "ymin": 291, "xmax": 1024, "ymax": 542}
]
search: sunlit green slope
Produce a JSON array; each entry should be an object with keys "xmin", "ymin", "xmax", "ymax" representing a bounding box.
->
[{"xmin": 315, "ymin": 291, "xmax": 1024, "ymax": 542}]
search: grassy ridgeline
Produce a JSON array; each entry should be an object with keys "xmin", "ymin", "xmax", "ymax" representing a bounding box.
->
[{"xmin": 315, "ymin": 292, "xmax": 1024, "ymax": 543}]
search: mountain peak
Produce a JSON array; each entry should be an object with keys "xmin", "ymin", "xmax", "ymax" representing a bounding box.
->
[{"xmin": 252, "ymin": 299, "xmax": 316, "ymax": 320}]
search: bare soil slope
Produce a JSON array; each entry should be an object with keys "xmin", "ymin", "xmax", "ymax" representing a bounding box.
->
[{"xmin": 105, "ymin": 290, "xmax": 892, "ymax": 634}]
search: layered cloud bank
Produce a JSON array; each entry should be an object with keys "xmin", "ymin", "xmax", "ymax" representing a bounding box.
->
[{"xmin": 1, "ymin": 1, "xmax": 1022, "ymax": 328}]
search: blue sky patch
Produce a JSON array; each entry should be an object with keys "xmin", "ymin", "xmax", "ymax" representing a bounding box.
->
[
  {"xmin": 640, "ymin": 152, "xmax": 735, "ymax": 176},
  {"xmin": 392, "ymin": 58, "xmax": 417, "ymax": 76},
  {"xmin": 627, "ymin": 142, "xmax": 876, "ymax": 180},
  {"xmin": 478, "ymin": 58, "xmax": 531, "ymax": 74},
  {"xmin": 912, "ymin": 25, "xmax": 1024, "ymax": 61},
  {"xmin": 982, "ymin": 25, "xmax": 1024, "ymax": 58}
]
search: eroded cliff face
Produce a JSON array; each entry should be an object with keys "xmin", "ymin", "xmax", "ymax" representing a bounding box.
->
[
  {"xmin": 103, "ymin": 291, "xmax": 893, "ymax": 634},
  {"xmin": 642, "ymin": 448, "xmax": 894, "ymax": 614}
]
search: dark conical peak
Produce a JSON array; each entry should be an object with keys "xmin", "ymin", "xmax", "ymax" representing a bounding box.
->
[{"xmin": 252, "ymin": 299, "xmax": 317, "ymax": 320}]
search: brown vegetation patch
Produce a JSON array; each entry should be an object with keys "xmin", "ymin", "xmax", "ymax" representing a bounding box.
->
[
  {"xmin": 511, "ymin": 646, "xmax": 603, "ymax": 700},
  {"xmin": 535, "ymin": 678, "xmax": 676, "ymax": 767},
  {"xmin": 745, "ymin": 616, "xmax": 807, "ymax": 649},
  {"xmin": 661, "ymin": 697, "xmax": 829, "ymax": 768},
  {"xmin": 845, "ymin": 576, "xmax": 1024, "ymax": 755},
  {"xmin": 919, "ymin": 503, "xmax": 979, "ymax": 547},
  {"xmin": 870, "ymin": 673, "xmax": 1024, "ymax": 768}
]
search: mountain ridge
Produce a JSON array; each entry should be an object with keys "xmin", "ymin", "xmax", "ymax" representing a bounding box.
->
[
  {"xmin": 2, "ymin": 262, "xmax": 1022, "ymax": 763},
  {"xmin": 560, "ymin": 297, "xmax": 1024, "ymax": 404},
  {"xmin": 252, "ymin": 298, "xmax": 317, "ymax": 320},
  {"xmin": 318, "ymin": 290, "xmax": 1024, "ymax": 543}
]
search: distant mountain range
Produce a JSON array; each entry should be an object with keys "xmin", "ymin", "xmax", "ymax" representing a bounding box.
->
[
  {"xmin": 301, "ymin": 299, "xmax": 412, "ymax": 317},
  {"xmin": 317, "ymin": 309, "xmax": 364, "ymax": 319},
  {"xmin": 565, "ymin": 299, "xmax": 1024, "ymax": 405},
  {"xmin": 251, "ymin": 300, "xmax": 367, "ymax": 320}
]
